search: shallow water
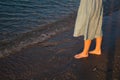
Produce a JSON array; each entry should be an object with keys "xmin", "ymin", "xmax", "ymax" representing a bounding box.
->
[
  {"xmin": 0, "ymin": 0, "xmax": 80, "ymax": 54},
  {"xmin": 0, "ymin": 0, "xmax": 79, "ymax": 39},
  {"xmin": 0, "ymin": 0, "xmax": 120, "ymax": 56}
]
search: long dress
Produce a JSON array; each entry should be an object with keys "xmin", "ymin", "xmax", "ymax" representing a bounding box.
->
[{"xmin": 73, "ymin": 0, "xmax": 103, "ymax": 40}]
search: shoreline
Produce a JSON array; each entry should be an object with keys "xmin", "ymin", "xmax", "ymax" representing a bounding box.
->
[
  {"xmin": 0, "ymin": 11, "xmax": 77, "ymax": 58},
  {"xmin": 0, "ymin": 7, "xmax": 120, "ymax": 58},
  {"xmin": 0, "ymin": 10, "xmax": 120, "ymax": 80},
  {"xmin": 0, "ymin": 0, "xmax": 120, "ymax": 58}
]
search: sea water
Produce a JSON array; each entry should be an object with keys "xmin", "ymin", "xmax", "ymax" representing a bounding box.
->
[{"xmin": 0, "ymin": 0, "xmax": 120, "ymax": 56}]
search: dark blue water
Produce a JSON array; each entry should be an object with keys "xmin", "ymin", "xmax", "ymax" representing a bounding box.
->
[
  {"xmin": 0, "ymin": 0, "xmax": 80, "ymax": 55},
  {"xmin": 0, "ymin": 0, "xmax": 79, "ymax": 39},
  {"xmin": 0, "ymin": 0, "xmax": 120, "ymax": 57}
]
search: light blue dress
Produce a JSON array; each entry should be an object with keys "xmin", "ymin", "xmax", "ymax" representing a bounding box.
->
[{"xmin": 73, "ymin": 0, "xmax": 103, "ymax": 40}]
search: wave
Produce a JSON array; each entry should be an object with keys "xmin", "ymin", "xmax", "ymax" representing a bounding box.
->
[{"xmin": 0, "ymin": 13, "xmax": 76, "ymax": 58}]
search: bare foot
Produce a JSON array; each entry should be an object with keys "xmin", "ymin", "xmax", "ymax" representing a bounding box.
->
[
  {"xmin": 74, "ymin": 52, "xmax": 88, "ymax": 59},
  {"xmin": 89, "ymin": 50, "xmax": 101, "ymax": 55}
]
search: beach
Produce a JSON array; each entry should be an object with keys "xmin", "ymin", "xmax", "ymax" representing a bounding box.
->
[{"xmin": 0, "ymin": 7, "xmax": 120, "ymax": 80}]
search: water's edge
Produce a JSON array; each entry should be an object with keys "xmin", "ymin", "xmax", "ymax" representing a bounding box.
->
[
  {"xmin": 0, "ymin": 0, "xmax": 120, "ymax": 58},
  {"xmin": 0, "ymin": 12, "xmax": 77, "ymax": 58}
]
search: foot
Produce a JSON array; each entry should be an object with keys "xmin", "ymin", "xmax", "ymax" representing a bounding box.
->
[
  {"xmin": 74, "ymin": 52, "xmax": 88, "ymax": 59},
  {"xmin": 89, "ymin": 50, "xmax": 101, "ymax": 55}
]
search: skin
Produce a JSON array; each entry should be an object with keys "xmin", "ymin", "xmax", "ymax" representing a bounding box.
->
[{"xmin": 74, "ymin": 37, "xmax": 102, "ymax": 59}]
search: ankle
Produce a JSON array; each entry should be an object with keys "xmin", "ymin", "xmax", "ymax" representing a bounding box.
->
[
  {"xmin": 94, "ymin": 49, "xmax": 101, "ymax": 51},
  {"xmin": 82, "ymin": 51, "xmax": 88, "ymax": 55}
]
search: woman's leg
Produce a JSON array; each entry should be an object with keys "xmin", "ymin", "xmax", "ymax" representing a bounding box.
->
[
  {"xmin": 89, "ymin": 37, "xmax": 102, "ymax": 55},
  {"xmin": 74, "ymin": 39, "xmax": 91, "ymax": 59}
]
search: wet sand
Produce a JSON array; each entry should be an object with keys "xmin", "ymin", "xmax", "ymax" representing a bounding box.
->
[{"xmin": 0, "ymin": 10, "xmax": 120, "ymax": 80}]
